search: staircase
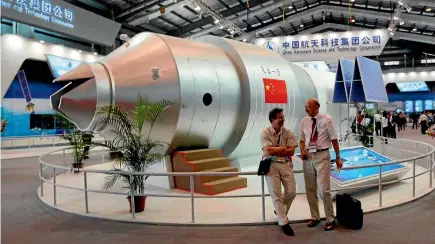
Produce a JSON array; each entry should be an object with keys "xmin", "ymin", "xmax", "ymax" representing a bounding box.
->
[{"xmin": 171, "ymin": 149, "xmax": 247, "ymax": 195}]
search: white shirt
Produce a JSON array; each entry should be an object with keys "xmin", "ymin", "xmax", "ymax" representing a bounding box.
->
[
  {"xmin": 261, "ymin": 126, "xmax": 298, "ymax": 162},
  {"xmin": 382, "ymin": 117, "xmax": 389, "ymax": 128},
  {"xmin": 299, "ymin": 113, "xmax": 338, "ymax": 149},
  {"xmin": 374, "ymin": 114, "xmax": 382, "ymax": 122},
  {"xmin": 419, "ymin": 114, "xmax": 428, "ymax": 123}
]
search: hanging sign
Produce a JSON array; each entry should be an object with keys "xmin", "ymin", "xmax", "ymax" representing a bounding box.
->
[{"xmin": 254, "ymin": 29, "xmax": 389, "ymax": 62}]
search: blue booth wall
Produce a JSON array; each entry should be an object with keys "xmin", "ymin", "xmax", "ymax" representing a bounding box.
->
[{"xmin": 1, "ymin": 60, "xmax": 64, "ymax": 137}]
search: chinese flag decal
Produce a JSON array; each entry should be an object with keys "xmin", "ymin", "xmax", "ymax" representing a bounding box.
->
[{"xmin": 263, "ymin": 78, "xmax": 288, "ymax": 104}]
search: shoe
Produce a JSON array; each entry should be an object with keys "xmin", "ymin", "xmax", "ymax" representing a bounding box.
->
[
  {"xmin": 281, "ymin": 224, "xmax": 295, "ymax": 236},
  {"xmin": 307, "ymin": 219, "xmax": 320, "ymax": 227},
  {"xmin": 324, "ymin": 220, "xmax": 336, "ymax": 231}
]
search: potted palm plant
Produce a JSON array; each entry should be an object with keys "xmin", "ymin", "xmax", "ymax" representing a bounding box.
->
[
  {"xmin": 62, "ymin": 129, "xmax": 86, "ymax": 172},
  {"xmin": 95, "ymin": 95, "xmax": 177, "ymax": 213},
  {"xmin": 56, "ymin": 113, "xmax": 87, "ymax": 172}
]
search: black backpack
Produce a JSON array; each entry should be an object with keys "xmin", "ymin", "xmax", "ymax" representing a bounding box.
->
[{"xmin": 336, "ymin": 193, "xmax": 363, "ymax": 230}]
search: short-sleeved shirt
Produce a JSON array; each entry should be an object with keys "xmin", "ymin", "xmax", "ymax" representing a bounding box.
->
[
  {"xmin": 261, "ymin": 126, "xmax": 298, "ymax": 162},
  {"xmin": 299, "ymin": 113, "xmax": 338, "ymax": 149}
]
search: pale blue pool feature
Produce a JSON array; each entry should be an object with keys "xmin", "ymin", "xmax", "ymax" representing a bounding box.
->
[{"xmin": 329, "ymin": 147, "xmax": 406, "ymax": 184}]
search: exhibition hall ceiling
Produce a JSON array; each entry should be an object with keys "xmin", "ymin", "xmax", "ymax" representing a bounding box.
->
[{"xmin": 66, "ymin": 0, "xmax": 434, "ymax": 58}]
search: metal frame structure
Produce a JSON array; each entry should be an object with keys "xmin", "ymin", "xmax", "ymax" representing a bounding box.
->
[
  {"xmin": 55, "ymin": 0, "xmax": 435, "ymax": 70},
  {"xmin": 38, "ymin": 135, "xmax": 435, "ymax": 224}
]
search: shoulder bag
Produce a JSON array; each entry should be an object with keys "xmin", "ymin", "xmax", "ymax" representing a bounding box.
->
[{"xmin": 257, "ymin": 134, "xmax": 280, "ymax": 176}]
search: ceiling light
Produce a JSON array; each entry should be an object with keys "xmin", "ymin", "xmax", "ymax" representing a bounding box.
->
[
  {"xmin": 426, "ymin": 8, "xmax": 432, "ymax": 12},
  {"xmin": 412, "ymin": 28, "xmax": 417, "ymax": 31}
]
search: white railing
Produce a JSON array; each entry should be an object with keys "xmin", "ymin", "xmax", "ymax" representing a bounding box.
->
[
  {"xmin": 38, "ymin": 136, "xmax": 435, "ymax": 224},
  {"xmin": 1, "ymin": 134, "xmax": 105, "ymax": 149}
]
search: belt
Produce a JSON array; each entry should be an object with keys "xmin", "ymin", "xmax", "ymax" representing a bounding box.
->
[{"xmin": 306, "ymin": 148, "xmax": 329, "ymax": 153}]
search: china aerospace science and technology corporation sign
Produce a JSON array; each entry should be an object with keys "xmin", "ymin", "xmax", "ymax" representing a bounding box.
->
[
  {"xmin": 254, "ymin": 29, "xmax": 388, "ymax": 61},
  {"xmin": 0, "ymin": 0, "xmax": 75, "ymax": 28}
]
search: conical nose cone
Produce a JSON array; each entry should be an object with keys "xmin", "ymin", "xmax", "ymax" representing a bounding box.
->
[
  {"xmin": 58, "ymin": 78, "xmax": 98, "ymax": 130},
  {"xmin": 54, "ymin": 63, "xmax": 94, "ymax": 82}
]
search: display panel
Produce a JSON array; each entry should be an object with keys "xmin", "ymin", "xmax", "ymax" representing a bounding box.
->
[
  {"xmin": 415, "ymin": 100, "xmax": 423, "ymax": 112},
  {"xmin": 329, "ymin": 147, "xmax": 405, "ymax": 184},
  {"xmin": 46, "ymin": 54, "xmax": 85, "ymax": 78},
  {"xmin": 405, "ymin": 100, "xmax": 413, "ymax": 113},
  {"xmin": 425, "ymin": 100, "xmax": 434, "ymax": 110},
  {"xmin": 396, "ymin": 82, "xmax": 430, "ymax": 92},
  {"xmin": 1, "ymin": 59, "xmax": 65, "ymax": 137}
]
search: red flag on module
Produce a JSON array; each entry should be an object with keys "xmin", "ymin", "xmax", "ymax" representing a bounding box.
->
[{"xmin": 263, "ymin": 78, "xmax": 288, "ymax": 104}]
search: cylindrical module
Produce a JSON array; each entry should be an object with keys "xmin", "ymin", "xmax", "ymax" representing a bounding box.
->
[{"xmin": 51, "ymin": 33, "xmax": 324, "ymax": 159}]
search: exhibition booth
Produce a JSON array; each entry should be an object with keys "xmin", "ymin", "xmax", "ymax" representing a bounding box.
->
[{"xmin": 1, "ymin": 26, "xmax": 434, "ymax": 225}]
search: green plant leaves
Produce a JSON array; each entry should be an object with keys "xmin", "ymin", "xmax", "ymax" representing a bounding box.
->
[{"xmin": 96, "ymin": 94, "xmax": 179, "ymax": 194}]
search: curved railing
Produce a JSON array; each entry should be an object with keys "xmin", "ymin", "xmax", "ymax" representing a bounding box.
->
[
  {"xmin": 1, "ymin": 133, "xmax": 104, "ymax": 149},
  {"xmin": 38, "ymin": 136, "xmax": 435, "ymax": 224}
]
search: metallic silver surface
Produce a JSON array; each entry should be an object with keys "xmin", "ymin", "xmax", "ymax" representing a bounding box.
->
[
  {"xmin": 51, "ymin": 32, "xmax": 337, "ymax": 159},
  {"xmin": 51, "ymin": 63, "xmax": 111, "ymax": 131}
]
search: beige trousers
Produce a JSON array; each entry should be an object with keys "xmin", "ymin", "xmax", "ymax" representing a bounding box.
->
[
  {"xmin": 265, "ymin": 161, "xmax": 297, "ymax": 226},
  {"xmin": 303, "ymin": 150, "xmax": 335, "ymax": 223}
]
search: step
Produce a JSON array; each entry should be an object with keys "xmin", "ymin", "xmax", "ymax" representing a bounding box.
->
[
  {"xmin": 177, "ymin": 148, "xmax": 222, "ymax": 161},
  {"xmin": 203, "ymin": 177, "xmax": 248, "ymax": 195},
  {"xmin": 200, "ymin": 167, "xmax": 239, "ymax": 183},
  {"xmin": 188, "ymin": 157, "xmax": 231, "ymax": 172}
]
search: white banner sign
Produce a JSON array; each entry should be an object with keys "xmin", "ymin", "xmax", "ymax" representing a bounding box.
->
[
  {"xmin": 254, "ymin": 29, "xmax": 389, "ymax": 62},
  {"xmin": 292, "ymin": 61, "xmax": 331, "ymax": 72}
]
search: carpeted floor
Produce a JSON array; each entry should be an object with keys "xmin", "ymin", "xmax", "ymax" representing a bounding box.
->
[{"xmin": 1, "ymin": 132, "xmax": 435, "ymax": 244}]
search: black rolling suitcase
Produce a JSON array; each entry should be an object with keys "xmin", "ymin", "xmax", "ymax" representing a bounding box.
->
[{"xmin": 336, "ymin": 193, "xmax": 363, "ymax": 230}]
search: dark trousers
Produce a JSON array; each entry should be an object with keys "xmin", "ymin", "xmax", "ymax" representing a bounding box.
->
[
  {"xmin": 383, "ymin": 127, "xmax": 389, "ymax": 144},
  {"xmin": 421, "ymin": 121, "xmax": 428, "ymax": 135},
  {"xmin": 375, "ymin": 122, "xmax": 382, "ymax": 136},
  {"xmin": 412, "ymin": 120, "xmax": 418, "ymax": 129},
  {"xmin": 389, "ymin": 125, "xmax": 396, "ymax": 139}
]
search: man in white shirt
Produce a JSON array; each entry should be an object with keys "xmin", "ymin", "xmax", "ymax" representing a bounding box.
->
[
  {"xmin": 261, "ymin": 108, "xmax": 298, "ymax": 236},
  {"xmin": 374, "ymin": 111, "xmax": 382, "ymax": 136},
  {"xmin": 419, "ymin": 112, "xmax": 428, "ymax": 135},
  {"xmin": 299, "ymin": 98, "xmax": 342, "ymax": 231}
]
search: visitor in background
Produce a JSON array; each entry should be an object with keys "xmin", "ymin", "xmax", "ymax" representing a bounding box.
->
[
  {"xmin": 419, "ymin": 111, "xmax": 428, "ymax": 135},
  {"xmin": 261, "ymin": 108, "xmax": 298, "ymax": 236},
  {"xmin": 382, "ymin": 111, "xmax": 389, "ymax": 144},
  {"xmin": 82, "ymin": 131, "xmax": 93, "ymax": 160},
  {"xmin": 374, "ymin": 111, "xmax": 382, "ymax": 136},
  {"xmin": 411, "ymin": 112, "xmax": 419, "ymax": 129},
  {"xmin": 388, "ymin": 111, "xmax": 396, "ymax": 139},
  {"xmin": 299, "ymin": 98, "xmax": 342, "ymax": 232}
]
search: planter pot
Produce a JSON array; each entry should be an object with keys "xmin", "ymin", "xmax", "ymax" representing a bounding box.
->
[
  {"xmin": 110, "ymin": 151, "xmax": 123, "ymax": 160},
  {"xmin": 72, "ymin": 162, "xmax": 84, "ymax": 173},
  {"xmin": 127, "ymin": 196, "xmax": 147, "ymax": 213}
]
